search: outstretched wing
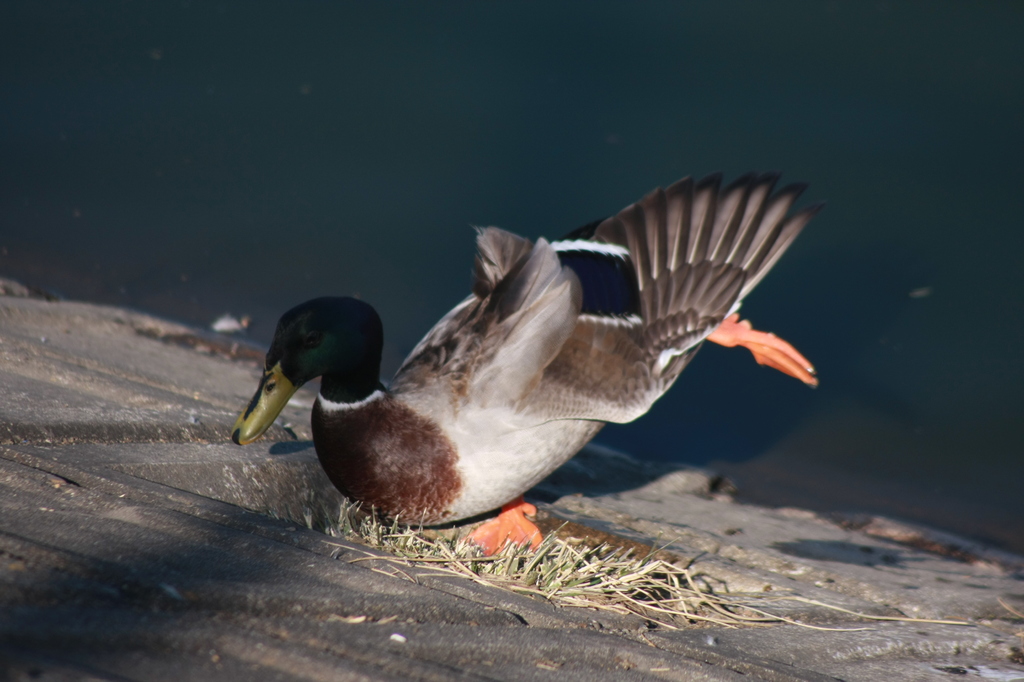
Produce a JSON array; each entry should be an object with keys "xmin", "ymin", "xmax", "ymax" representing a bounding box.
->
[{"xmin": 528, "ymin": 172, "xmax": 822, "ymax": 423}]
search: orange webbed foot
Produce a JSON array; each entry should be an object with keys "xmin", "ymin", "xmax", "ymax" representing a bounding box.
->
[
  {"xmin": 707, "ymin": 313, "xmax": 818, "ymax": 387},
  {"xmin": 466, "ymin": 496, "xmax": 543, "ymax": 556}
]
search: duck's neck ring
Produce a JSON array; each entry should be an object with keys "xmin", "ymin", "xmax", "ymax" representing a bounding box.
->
[
  {"xmin": 317, "ymin": 387, "xmax": 386, "ymax": 411},
  {"xmin": 319, "ymin": 366, "xmax": 384, "ymax": 406}
]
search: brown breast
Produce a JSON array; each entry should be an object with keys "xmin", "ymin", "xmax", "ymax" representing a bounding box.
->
[{"xmin": 311, "ymin": 394, "xmax": 463, "ymax": 524}]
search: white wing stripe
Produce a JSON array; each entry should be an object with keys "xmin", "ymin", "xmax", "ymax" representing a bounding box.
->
[
  {"xmin": 579, "ymin": 312, "xmax": 643, "ymax": 327},
  {"xmin": 551, "ymin": 239, "xmax": 630, "ymax": 258}
]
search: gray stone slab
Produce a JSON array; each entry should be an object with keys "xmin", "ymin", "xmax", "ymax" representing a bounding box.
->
[
  {"xmin": 271, "ymin": 618, "xmax": 750, "ymax": 682},
  {"xmin": 0, "ymin": 449, "xmax": 762, "ymax": 682},
  {"xmin": 0, "ymin": 296, "xmax": 313, "ymax": 444},
  {"xmin": 6, "ymin": 433, "xmax": 1024, "ymax": 680},
  {"xmin": 652, "ymin": 624, "xmax": 1024, "ymax": 682},
  {"xmin": 5, "ymin": 291, "xmax": 1024, "ymax": 681},
  {"xmin": 3, "ymin": 439, "xmax": 717, "ymax": 537},
  {"xmin": 6, "ymin": 440, "xmax": 345, "ymax": 526},
  {"xmin": 0, "ymin": 442, "xmax": 649, "ymax": 633},
  {"xmin": 2, "ymin": 607, "xmax": 758, "ymax": 682},
  {"xmin": 542, "ymin": 498, "xmax": 904, "ymax": 625},
  {"xmin": 0, "ymin": 456, "xmax": 525, "ymax": 627},
  {"xmin": 1, "ymin": 608, "xmax": 483, "ymax": 682},
  {"xmin": 550, "ymin": 493, "xmax": 1024, "ymax": 623}
]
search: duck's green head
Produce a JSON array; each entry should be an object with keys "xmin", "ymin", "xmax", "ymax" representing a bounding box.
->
[{"xmin": 231, "ymin": 296, "xmax": 383, "ymax": 445}]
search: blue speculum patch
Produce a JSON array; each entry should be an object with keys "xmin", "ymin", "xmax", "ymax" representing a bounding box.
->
[{"xmin": 557, "ymin": 251, "xmax": 640, "ymax": 318}]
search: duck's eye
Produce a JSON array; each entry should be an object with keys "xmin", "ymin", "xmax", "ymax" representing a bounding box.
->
[{"xmin": 303, "ymin": 331, "xmax": 324, "ymax": 348}]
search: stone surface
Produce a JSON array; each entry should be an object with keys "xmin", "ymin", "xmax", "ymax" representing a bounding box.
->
[
  {"xmin": 2, "ymin": 286, "xmax": 1024, "ymax": 681},
  {"xmin": 547, "ymin": 493, "xmax": 1023, "ymax": 622},
  {"xmin": 652, "ymin": 625, "xmax": 1024, "ymax": 682},
  {"xmin": 0, "ymin": 295, "xmax": 314, "ymax": 445},
  {"xmin": 5, "ymin": 440, "xmax": 345, "ymax": 526}
]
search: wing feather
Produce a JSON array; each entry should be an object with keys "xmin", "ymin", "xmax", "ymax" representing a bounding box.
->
[
  {"xmin": 526, "ymin": 172, "xmax": 820, "ymax": 423},
  {"xmin": 392, "ymin": 232, "xmax": 582, "ymax": 415},
  {"xmin": 396, "ymin": 174, "xmax": 819, "ymax": 426}
]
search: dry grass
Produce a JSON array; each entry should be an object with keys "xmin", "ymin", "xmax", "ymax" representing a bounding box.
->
[{"xmin": 304, "ymin": 501, "xmax": 970, "ymax": 631}]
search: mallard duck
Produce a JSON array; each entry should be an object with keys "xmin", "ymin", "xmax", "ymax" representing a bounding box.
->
[{"xmin": 232, "ymin": 173, "xmax": 821, "ymax": 554}]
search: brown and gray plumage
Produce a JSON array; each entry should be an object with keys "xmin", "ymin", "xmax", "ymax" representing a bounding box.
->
[{"xmin": 232, "ymin": 172, "xmax": 822, "ymax": 548}]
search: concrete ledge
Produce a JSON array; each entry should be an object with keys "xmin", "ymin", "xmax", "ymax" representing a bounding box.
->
[
  {"xmin": 3, "ymin": 285, "xmax": 1024, "ymax": 681},
  {"xmin": 0, "ymin": 295, "xmax": 314, "ymax": 445}
]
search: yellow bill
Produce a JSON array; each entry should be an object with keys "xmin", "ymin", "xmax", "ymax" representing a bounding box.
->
[{"xmin": 231, "ymin": 362, "xmax": 299, "ymax": 445}]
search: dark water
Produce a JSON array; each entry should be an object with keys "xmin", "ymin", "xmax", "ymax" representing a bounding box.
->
[{"xmin": 3, "ymin": 3, "xmax": 1023, "ymax": 550}]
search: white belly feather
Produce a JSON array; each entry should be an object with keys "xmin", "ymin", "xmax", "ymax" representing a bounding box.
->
[{"xmin": 441, "ymin": 406, "xmax": 603, "ymax": 520}]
